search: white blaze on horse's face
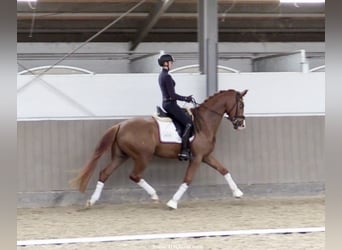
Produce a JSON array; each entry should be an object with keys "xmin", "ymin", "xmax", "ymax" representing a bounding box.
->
[{"xmin": 237, "ymin": 120, "xmax": 246, "ymax": 130}]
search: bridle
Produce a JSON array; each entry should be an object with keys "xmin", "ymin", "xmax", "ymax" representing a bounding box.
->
[{"xmin": 226, "ymin": 93, "xmax": 245, "ymax": 123}]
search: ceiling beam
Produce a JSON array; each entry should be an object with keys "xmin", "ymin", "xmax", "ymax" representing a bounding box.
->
[
  {"xmin": 21, "ymin": 0, "xmax": 281, "ymax": 3},
  {"xmin": 17, "ymin": 28, "xmax": 324, "ymax": 33},
  {"xmin": 130, "ymin": 0, "xmax": 174, "ymax": 51},
  {"xmin": 17, "ymin": 12, "xmax": 324, "ymax": 20},
  {"xmin": 19, "ymin": 0, "xmax": 157, "ymax": 2}
]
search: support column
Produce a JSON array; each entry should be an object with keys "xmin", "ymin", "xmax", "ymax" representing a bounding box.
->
[{"xmin": 198, "ymin": 0, "xmax": 218, "ymax": 96}]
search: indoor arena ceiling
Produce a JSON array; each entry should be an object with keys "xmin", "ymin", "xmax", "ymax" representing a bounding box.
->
[{"xmin": 17, "ymin": 0, "xmax": 325, "ymax": 49}]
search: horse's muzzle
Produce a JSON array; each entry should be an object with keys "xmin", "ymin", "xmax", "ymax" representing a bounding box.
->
[{"xmin": 233, "ymin": 119, "xmax": 246, "ymax": 130}]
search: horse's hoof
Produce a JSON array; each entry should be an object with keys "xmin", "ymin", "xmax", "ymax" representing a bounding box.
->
[
  {"xmin": 85, "ymin": 200, "xmax": 92, "ymax": 208},
  {"xmin": 151, "ymin": 193, "xmax": 159, "ymax": 200},
  {"xmin": 151, "ymin": 193, "xmax": 160, "ymax": 204},
  {"xmin": 166, "ymin": 199, "xmax": 178, "ymax": 209},
  {"xmin": 233, "ymin": 189, "xmax": 243, "ymax": 198}
]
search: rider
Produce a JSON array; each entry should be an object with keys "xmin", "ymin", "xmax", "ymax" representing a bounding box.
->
[{"xmin": 158, "ymin": 53, "xmax": 193, "ymax": 161}]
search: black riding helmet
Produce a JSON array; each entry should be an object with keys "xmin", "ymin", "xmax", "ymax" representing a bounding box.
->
[{"xmin": 158, "ymin": 54, "xmax": 174, "ymax": 66}]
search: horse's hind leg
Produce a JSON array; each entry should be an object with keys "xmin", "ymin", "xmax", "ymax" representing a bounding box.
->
[
  {"xmin": 203, "ymin": 154, "xmax": 243, "ymax": 198},
  {"xmin": 129, "ymin": 157, "xmax": 159, "ymax": 202},
  {"xmin": 86, "ymin": 154, "xmax": 127, "ymax": 208}
]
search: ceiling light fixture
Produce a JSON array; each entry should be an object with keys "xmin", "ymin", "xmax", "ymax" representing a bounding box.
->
[
  {"xmin": 17, "ymin": 0, "xmax": 37, "ymax": 2},
  {"xmin": 280, "ymin": 0, "xmax": 324, "ymax": 3}
]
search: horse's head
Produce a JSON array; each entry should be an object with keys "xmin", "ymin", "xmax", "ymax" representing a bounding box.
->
[{"xmin": 226, "ymin": 89, "xmax": 248, "ymax": 130}]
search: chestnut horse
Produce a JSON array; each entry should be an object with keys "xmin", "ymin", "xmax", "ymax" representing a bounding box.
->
[{"xmin": 71, "ymin": 89, "xmax": 248, "ymax": 209}]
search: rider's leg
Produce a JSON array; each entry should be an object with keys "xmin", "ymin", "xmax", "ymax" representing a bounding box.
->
[
  {"xmin": 178, "ymin": 123, "xmax": 193, "ymax": 161},
  {"xmin": 163, "ymin": 101, "xmax": 193, "ymax": 161}
]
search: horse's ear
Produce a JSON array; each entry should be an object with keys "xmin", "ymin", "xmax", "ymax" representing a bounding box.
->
[{"xmin": 240, "ymin": 89, "xmax": 248, "ymax": 97}]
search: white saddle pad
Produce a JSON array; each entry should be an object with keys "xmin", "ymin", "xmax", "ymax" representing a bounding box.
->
[{"xmin": 153, "ymin": 116, "xmax": 194, "ymax": 143}]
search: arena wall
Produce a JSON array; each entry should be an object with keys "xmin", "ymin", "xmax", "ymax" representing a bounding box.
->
[{"xmin": 17, "ymin": 72, "xmax": 325, "ymax": 207}]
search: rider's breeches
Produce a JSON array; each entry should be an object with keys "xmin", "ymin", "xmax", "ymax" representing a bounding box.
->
[{"xmin": 162, "ymin": 100, "xmax": 193, "ymax": 134}]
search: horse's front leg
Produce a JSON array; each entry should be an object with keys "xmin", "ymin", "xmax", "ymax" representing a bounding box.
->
[
  {"xmin": 167, "ymin": 157, "xmax": 201, "ymax": 210},
  {"xmin": 203, "ymin": 154, "xmax": 243, "ymax": 198}
]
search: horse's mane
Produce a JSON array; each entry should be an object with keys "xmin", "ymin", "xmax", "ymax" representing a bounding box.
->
[
  {"xmin": 200, "ymin": 90, "xmax": 228, "ymax": 106},
  {"xmin": 192, "ymin": 89, "xmax": 235, "ymax": 133}
]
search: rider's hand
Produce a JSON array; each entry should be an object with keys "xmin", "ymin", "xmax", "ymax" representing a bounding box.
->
[{"xmin": 185, "ymin": 95, "xmax": 193, "ymax": 103}]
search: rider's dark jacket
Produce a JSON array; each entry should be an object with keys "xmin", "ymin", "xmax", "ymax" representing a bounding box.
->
[
  {"xmin": 158, "ymin": 68, "xmax": 192, "ymax": 134},
  {"xmin": 158, "ymin": 68, "xmax": 187, "ymax": 102}
]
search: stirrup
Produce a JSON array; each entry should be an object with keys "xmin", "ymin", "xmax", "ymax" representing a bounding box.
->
[{"xmin": 178, "ymin": 151, "xmax": 191, "ymax": 161}]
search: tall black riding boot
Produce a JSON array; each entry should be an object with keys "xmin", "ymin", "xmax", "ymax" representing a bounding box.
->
[{"xmin": 178, "ymin": 123, "xmax": 192, "ymax": 161}]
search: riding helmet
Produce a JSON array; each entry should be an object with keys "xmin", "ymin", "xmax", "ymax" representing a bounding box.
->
[{"xmin": 158, "ymin": 54, "xmax": 174, "ymax": 66}]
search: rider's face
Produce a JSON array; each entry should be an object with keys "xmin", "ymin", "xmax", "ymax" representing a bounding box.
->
[{"xmin": 166, "ymin": 61, "xmax": 173, "ymax": 69}]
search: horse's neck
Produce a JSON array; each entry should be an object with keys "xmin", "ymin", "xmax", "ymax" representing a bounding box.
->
[{"xmin": 195, "ymin": 93, "xmax": 227, "ymax": 137}]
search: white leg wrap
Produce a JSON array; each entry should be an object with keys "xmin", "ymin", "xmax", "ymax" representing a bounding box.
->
[
  {"xmin": 89, "ymin": 181, "xmax": 104, "ymax": 205},
  {"xmin": 167, "ymin": 183, "xmax": 188, "ymax": 209},
  {"xmin": 137, "ymin": 179, "xmax": 158, "ymax": 200},
  {"xmin": 172, "ymin": 183, "xmax": 188, "ymax": 201},
  {"xmin": 224, "ymin": 173, "xmax": 243, "ymax": 198}
]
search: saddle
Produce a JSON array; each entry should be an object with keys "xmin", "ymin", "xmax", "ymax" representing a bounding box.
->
[
  {"xmin": 153, "ymin": 106, "xmax": 194, "ymax": 139},
  {"xmin": 156, "ymin": 106, "xmax": 193, "ymax": 137},
  {"xmin": 155, "ymin": 106, "xmax": 193, "ymax": 119}
]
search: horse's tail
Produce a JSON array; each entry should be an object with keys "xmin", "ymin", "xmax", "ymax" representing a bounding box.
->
[{"xmin": 70, "ymin": 124, "xmax": 120, "ymax": 193}]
